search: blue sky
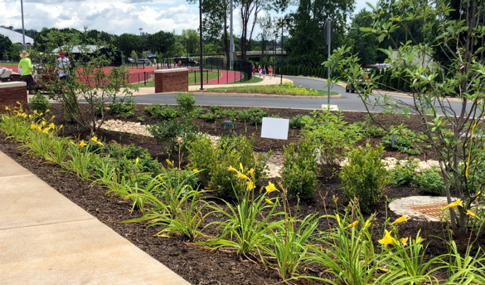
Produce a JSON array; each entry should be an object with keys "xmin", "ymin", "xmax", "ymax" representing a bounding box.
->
[{"xmin": 0, "ymin": 0, "xmax": 379, "ymax": 36}]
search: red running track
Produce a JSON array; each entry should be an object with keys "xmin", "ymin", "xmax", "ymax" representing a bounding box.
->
[{"xmin": 7, "ymin": 65, "xmax": 242, "ymax": 85}]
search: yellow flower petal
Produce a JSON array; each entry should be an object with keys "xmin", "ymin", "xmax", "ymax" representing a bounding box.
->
[
  {"xmin": 467, "ymin": 210, "xmax": 479, "ymax": 219},
  {"xmin": 166, "ymin": 159, "xmax": 173, "ymax": 166},
  {"xmin": 79, "ymin": 140, "xmax": 86, "ymax": 148},
  {"xmin": 400, "ymin": 237, "xmax": 409, "ymax": 247},
  {"xmin": 391, "ymin": 215, "xmax": 409, "ymax": 225},
  {"xmin": 347, "ymin": 221, "xmax": 359, "ymax": 229},
  {"xmin": 416, "ymin": 237, "xmax": 425, "ymax": 244},
  {"xmin": 237, "ymin": 172, "xmax": 249, "ymax": 180},
  {"xmin": 31, "ymin": 124, "xmax": 37, "ymax": 130},
  {"xmin": 378, "ymin": 230, "xmax": 397, "ymax": 247},
  {"xmin": 265, "ymin": 181, "xmax": 278, "ymax": 193},
  {"xmin": 247, "ymin": 168, "xmax": 255, "ymax": 180},
  {"xmin": 193, "ymin": 168, "xmax": 198, "ymax": 173},
  {"xmin": 246, "ymin": 180, "xmax": 255, "ymax": 191},
  {"xmin": 135, "ymin": 157, "xmax": 139, "ymax": 165},
  {"xmin": 265, "ymin": 198, "xmax": 274, "ymax": 205},
  {"xmin": 443, "ymin": 199, "xmax": 463, "ymax": 210},
  {"xmin": 91, "ymin": 136, "xmax": 98, "ymax": 142},
  {"xmin": 49, "ymin": 123, "xmax": 55, "ymax": 129},
  {"xmin": 228, "ymin": 166, "xmax": 237, "ymax": 172}
]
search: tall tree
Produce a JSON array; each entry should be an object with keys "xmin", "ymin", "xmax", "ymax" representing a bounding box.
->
[
  {"xmin": 147, "ymin": 31, "xmax": 176, "ymax": 54},
  {"xmin": 349, "ymin": 10, "xmax": 378, "ymax": 66},
  {"xmin": 286, "ymin": 0, "xmax": 355, "ymax": 68},
  {"xmin": 116, "ymin": 34, "xmax": 144, "ymax": 57},
  {"xmin": 0, "ymin": 34, "xmax": 12, "ymax": 59},
  {"xmin": 181, "ymin": 29, "xmax": 200, "ymax": 56}
]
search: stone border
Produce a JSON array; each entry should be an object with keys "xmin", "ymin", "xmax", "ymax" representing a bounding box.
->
[
  {"xmin": 0, "ymin": 81, "xmax": 26, "ymax": 89},
  {"xmin": 389, "ymin": 196, "xmax": 451, "ymax": 222},
  {"xmin": 155, "ymin": 68, "xmax": 189, "ymax": 74}
]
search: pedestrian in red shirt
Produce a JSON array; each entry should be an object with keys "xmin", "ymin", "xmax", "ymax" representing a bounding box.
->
[{"xmin": 268, "ymin": 66, "xmax": 273, "ymax": 79}]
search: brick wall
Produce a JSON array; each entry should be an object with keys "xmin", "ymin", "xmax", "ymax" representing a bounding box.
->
[
  {"xmin": 154, "ymin": 68, "xmax": 188, "ymax": 93},
  {"xmin": 0, "ymin": 82, "xmax": 28, "ymax": 109}
]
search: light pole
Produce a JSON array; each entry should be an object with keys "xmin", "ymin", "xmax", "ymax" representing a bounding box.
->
[
  {"xmin": 229, "ymin": 0, "xmax": 234, "ymax": 70},
  {"xmin": 20, "ymin": 0, "xmax": 26, "ymax": 50},
  {"xmin": 326, "ymin": 19, "xmax": 332, "ymax": 105},
  {"xmin": 199, "ymin": 0, "xmax": 204, "ymax": 90}
]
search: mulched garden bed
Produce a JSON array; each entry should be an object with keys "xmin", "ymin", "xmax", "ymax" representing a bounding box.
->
[{"xmin": 0, "ymin": 103, "xmax": 477, "ymax": 284}]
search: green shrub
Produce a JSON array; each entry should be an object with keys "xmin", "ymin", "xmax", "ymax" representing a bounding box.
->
[
  {"xmin": 187, "ymin": 134, "xmax": 270, "ymax": 200},
  {"xmin": 414, "ymin": 168, "xmax": 445, "ymax": 195},
  {"xmin": 176, "ymin": 92, "xmax": 196, "ymax": 114},
  {"xmin": 110, "ymin": 97, "xmax": 137, "ymax": 118},
  {"xmin": 289, "ymin": 115, "xmax": 305, "ymax": 129},
  {"xmin": 302, "ymin": 110, "xmax": 362, "ymax": 166},
  {"xmin": 388, "ymin": 159, "xmax": 418, "ymax": 186},
  {"xmin": 144, "ymin": 104, "xmax": 178, "ymax": 120},
  {"xmin": 383, "ymin": 125, "xmax": 421, "ymax": 155},
  {"xmin": 103, "ymin": 143, "xmax": 161, "ymax": 174},
  {"xmin": 340, "ymin": 144, "xmax": 387, "ymax": 213},
  {"xmin": 29, "ymin": 92, "xmax": 51, "ymax": 114},
  {"xmin": 148, "ymin": 118, "xmax": 197, "ymax": 154},
  {"xmin": 282, "ymin": 138, "xmax": 318, "ymax": 200}
]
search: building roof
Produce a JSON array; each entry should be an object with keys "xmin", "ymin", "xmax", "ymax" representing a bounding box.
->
[
  {"xmin": 0, "ymin": 27, "xmax": 34, "ymax": 45},
  {"xmin": 52, "ymin": 45, "xmax": 105, "ymax": 54}
]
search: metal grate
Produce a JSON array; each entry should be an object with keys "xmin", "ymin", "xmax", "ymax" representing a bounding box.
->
[{"xmin": 407, "ymin": 202, "xmax": 449, "ymax": 220}]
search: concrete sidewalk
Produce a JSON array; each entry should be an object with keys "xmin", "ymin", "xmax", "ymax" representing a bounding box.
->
[{"xmin": 0, "ymin": 151, "xmax": 190, "ymax": 285}]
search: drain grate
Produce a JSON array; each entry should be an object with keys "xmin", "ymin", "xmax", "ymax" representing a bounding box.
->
[{"xmin": 407, "ymin": 202, "xmax": 449, "ymax": 220}]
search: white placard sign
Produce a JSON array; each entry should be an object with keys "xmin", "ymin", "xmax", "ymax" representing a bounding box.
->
[{"xmin": 261, "ymin": 117, "xmax": 289, "ymax": 140}]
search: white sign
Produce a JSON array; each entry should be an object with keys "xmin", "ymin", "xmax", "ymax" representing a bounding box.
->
[
  {"xmin": 261, "ymin": 117, "xmax": 289, "ymax": 140},
  {"xmin": 321, "ymin": 104, "xmax": 339, "ymax": 111}
]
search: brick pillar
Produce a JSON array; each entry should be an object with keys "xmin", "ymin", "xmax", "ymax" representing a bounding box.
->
[
  {"xmin": 154, "ymin": 68, "xmax": 189, "ymax": 93},
  {"xmin": 0, "ymin": 82, "xmax": 28, "ymax": 109}
]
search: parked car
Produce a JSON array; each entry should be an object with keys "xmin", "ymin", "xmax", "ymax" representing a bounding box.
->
[
  {"xmin": 173, "ymin": 57, "xmax": 199, "ymax": 67},
  {"xmin": 345, "ymin": 76, "xmax": 373, "ymax": 93},
  {"xmin": 138, "ymin": 59, "xmax": 151, "ymax": 66}
]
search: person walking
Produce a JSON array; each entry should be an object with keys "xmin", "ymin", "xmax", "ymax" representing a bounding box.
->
[
  {"xmin": 268, "ymin": 65, "xmax": 273, "ymax": 79},
  {"xmin": 258, "ymin": 65, "xmax": 262, "ymax": 78},
  {"xmin": 262, "ymin": 66, "xmax": 267, "ymax": 79},
  {"xmin": 18, "ymin": 50, "xmax": 34, "ymax": 93},
  {"xmin": 55, "ymin": 52, "xmax": 70, "ymax": 81}
]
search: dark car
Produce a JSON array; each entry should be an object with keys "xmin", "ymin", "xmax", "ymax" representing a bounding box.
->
[
  {"xmin": 174, "ymin": 57, "xmax": 199, "ymax": 67},
  {"xmin": 138, "ymin": 59, "xmax": 151, "ymax": 66},
  {"xmin": 345, "ymin": 77, "xmax": 373, "ymax": 93}
]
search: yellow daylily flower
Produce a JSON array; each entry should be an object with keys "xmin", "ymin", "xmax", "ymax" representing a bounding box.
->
[
  {"xmin": 378, "ymin": 230, "xmax": 397, "ymax": 247},
  {"xmin": 247, "ymin": 168, "xmax": 255, "ymax": 180},
  {"xmin": 443, "ymin": 199, "xmax": 463, "ymax": 210},
  {"xmin": 41, "ymin": 120, "xmax": 46, "ymax": 126},
  {"xmin": 228, "ymin": 166, "xmax": 237, "ymax": 172},
  {"xmin": 5, "ymin": 106, "xmax": 9, "ymax": 111},
  {"xmin": 46, "ymin": 109, "xmax": 50, "ymax": 113},
  {"xmin": 416, "ymin": 237, "xmax": 425, "ymax": 244},
  {"xmin": 239, "ymin": 163, "xmax": 244, "ymax": 172},
  {"xmin": 335, "ymin": 214, "xmax": 341, "ymax": 226},
  {"xmin": 97, "ymin": 141, "xmax": 104, "ymax": 146},
  {"xmin": 246, "ymin": 180, "xmax": 255, "ymax": 191},
  {"xmin": 347, "ymin": 221, "xmax": 359, "ymax": 229},
  {"xmin": 467, "ymin": 210, "xmax": 479, "ymax": 219},
  {"xmin": 391, "ymin": 215, "xmax": 409, "ymax": 225},
  {"xmin": 135, "ymin": 157, "xmax": 139, "ymax": 165},
  {"xmin": 22, "ymin": 113, "xmax": 27, "ymax": 118},
  {"xmin": 42, "ymin": 128, "xmax": 49, "ymax": 134},
  {"xmin": 166, "ymin": 159, "xmax": 173, "ymax": 166},
  {"xmin": 49, "ymin": 123, "xmax": 55, "ymax": 129},
  {"xmin": 265, "ymin": 181, "xmax": 278, "ymax": 193},
  {"xmin": 31, "ymin": 124, "xmax": 37, "ymax": 130},
  {"xmin": 91, "ymin": 136, "xmax": 99, "ymax": 143},
  {"xmin": 237, "ymin": 172, "xmax": 249, "ymax": 180},
  {"xmin": 364, "ymin": 219, "xmax": 372, "ymax": 230},
  {"xmin": 400, "ymin": 237, "xmax": 409, "ymax": 247},
  {"xmin": 79, "ymin": 140, "xmax": 86, "ymax": 148},
  {"xmin": 265, "ymin": 198, "xmax": 274, "ymax": 205},
  {"xmin": 36, "ymin": 126, "xmax": 42, "ymax": 132},
  {"xmin": 193, "ymin": 168, "xmax": 198, "ymax": 173}
]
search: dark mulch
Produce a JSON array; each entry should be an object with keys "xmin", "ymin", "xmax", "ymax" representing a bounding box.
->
[{"xmin": 0, "ymin": 104, "xmax": 477, "ymax": 285}]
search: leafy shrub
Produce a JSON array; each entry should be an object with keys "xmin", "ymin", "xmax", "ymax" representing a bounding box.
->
[
  {"xmin": 302, "ymin": 110, "xmax": 362, "ymax": 166},
  {"xmin": 388, "ymin": 159, "xmax": 418, "ymax": 186},
  {"xmin": 29, "ymin": 92, "xmax": 51, "ymax": 114},
  {"xmin": 383, "ymin": 125, "xmax": 421, "ymax": 155},
  {"xmin": 282, "ymin": 138, "xmax": 318, "ymax": 200},
  {"xmin": 414, "ymin": 168, "xmax": 445, "ymax": 195},
  {"xmin": 110, "ymin": 97, "xmax": 137, "ymax": 118},
  {"xmin": 176, "ymin": 92, "xmax": 196, "ymax": 114},
  {"xmin": 353, "ymin": 121, "xmax": 386, "ymax": 137},
  {"xmin": 199, "ymin": 111, "xmax": 224, "ymax": 122},
  {"xmin": 340, "ymin": 144, "xmax": 387, "ymax": 213},
  {"xmin": 144, "ymin": 104, "xmax": 178, "ymax": 120},
  {"xmin": 148, "ymin": 118, "xmax": 197, "ymax": 153},
  {"xmin": 289, "ymin": 115, "xmax": 305, "ymax": 129},
  {"xmin": 187, "ymin": 134, "xmax": 270, "ymax": 200},
  {"xmin": 103, "ymin": 143, "xmax": 160, "ymax": 173}
]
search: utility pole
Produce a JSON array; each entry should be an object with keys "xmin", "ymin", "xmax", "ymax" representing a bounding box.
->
[
  {"xmin": 229, "ymin": 0, "xmax": 234, "ymax": 70},
  {"xmin": 326, "ymin": 19, "xmax": 332, "ymax": 105},
  {"xmin": 199, "ymin": 0, "xmax": 204, "ymax": 90},
  {"xmin": 20, "ymin": 0, "xmax": 26, "ymax": 50}
]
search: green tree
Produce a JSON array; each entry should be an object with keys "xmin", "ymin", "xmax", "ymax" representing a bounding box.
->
[
  {"xmin": 286, "ymin": 0, "xmax": 355, "ymax": 68},
  {"xmin": 147, "ymin": 30, "xmax": 176, "ymax": 54},
  {"xmin": 0, "ymin": 34, "xmax": 12, "ymax": 59},
  {"xmin": 349, "ymin": 10, "xmax": 378, "ymax": 66},
  {"xmin": 326, "ymin": 0, "xmax": 485, "ymax": 234},
  {"xmin": 116, "ymin": 33, "xmax": 144, "ymax": 57},
  {"xmin": 181, "ymin": 29, "xmax": 200, "ymax": 56}
]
